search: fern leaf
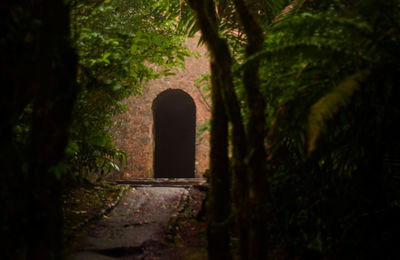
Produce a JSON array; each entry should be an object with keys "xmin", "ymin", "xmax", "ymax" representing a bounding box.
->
[
  {"xmin": 307, "ymin": 69, "xmax": 372, "ymax": 155},
  {"xmin": 270, "ymin": 0, "xmax": 305, "ymax": 25},
  {"xmin": 258, "ymin": 0, "xmax": 292, "ymax": 24}
]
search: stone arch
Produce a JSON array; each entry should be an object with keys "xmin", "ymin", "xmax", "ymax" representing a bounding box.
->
[{"xmin": 152, "ymin": 89, "xmax": 196, "ymax": 178}]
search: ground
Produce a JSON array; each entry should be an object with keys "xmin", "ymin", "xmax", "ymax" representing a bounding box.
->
[
  {"xmin": 63, "ymin": 181, "xmax": 207, "ymax": 260},
  {"xmin": 62, "ymin": 183, "xmax": 127, "ymax": 251}
]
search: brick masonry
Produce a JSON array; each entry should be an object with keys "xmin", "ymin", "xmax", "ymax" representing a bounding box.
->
[{"xmin": 111, "ymin": 36, "xmax": 210, "ymax": 179}]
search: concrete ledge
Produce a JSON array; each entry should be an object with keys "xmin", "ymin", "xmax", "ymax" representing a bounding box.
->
[{"xmin": 114, "ymin": 178, "xmax": 206, "ymax": 187}]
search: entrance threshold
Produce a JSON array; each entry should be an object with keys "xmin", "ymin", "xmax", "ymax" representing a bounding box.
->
[{"xmin": 115, "ymin": 178, "xmax": 206, "ymax": 187}]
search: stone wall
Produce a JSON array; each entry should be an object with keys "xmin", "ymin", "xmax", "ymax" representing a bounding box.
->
[{"xmin": 111, "ymin": 36, "xmax": 210, "ymax": 179}]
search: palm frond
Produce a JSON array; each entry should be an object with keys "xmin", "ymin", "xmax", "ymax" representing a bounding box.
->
[
  {"xmin": 254, "ymin": 0, "xmax": 292, "ymax": 25},
  {"xmin": 307, "ymin": 69, "xmax": 372, "ymax": 155},
  {"xmin": 270, "ymin": 0, "xmax": 305, "ymax": 25}
]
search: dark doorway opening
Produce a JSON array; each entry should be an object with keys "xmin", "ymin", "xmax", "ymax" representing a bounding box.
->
[{"xmin": 152, "ymin": 89, "xmax": 196, "ymax": 178}]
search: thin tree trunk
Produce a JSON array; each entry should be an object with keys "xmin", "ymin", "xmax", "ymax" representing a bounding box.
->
[
  {"xmin": 233, "ymin": 0, "xmax": 272, "ymax": 258},
  {"xmin": 187, "ymin": 0, "xmax": 248, "ymax": 259},
  {"xmin": 206, "ymin": 60, "xmax": 231, "ymax": 259}
]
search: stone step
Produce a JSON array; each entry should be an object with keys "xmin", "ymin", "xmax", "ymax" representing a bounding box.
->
[{"xmin": 113, "ymin": 178, "xmax": 206, "ymax": 187}]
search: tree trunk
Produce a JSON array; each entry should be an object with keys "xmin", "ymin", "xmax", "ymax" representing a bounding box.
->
[
  {"xmin": 187, "ymin": 0, "xmax": 248, "ymax": 259},
  {"xmin": 233, "ymin": 0, "xmax": 272, "ymax": 258},
  {"xmin": 206, "ymin": 61, "xmax": 231, "ymax": 260},
  {"xmin": 0, "ymin": 1, "xmax": 77, "ymax": 259}
]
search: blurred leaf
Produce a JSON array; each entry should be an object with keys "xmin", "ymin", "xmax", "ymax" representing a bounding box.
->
[{"xmin": 307, "ymin": 69, "xmax": 372, "ymax": 155}]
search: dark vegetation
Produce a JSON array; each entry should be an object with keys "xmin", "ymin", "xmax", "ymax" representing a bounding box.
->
[
  {"xmin": 1, "ymin": 0, "xmax": 400, "ymax": 259},
  {"xmin": 187, "ymin": 0, "xmax": 400, "ymax": 259}
]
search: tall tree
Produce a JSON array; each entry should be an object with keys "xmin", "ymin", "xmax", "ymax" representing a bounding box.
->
[
  {"xmin": 187, "ymin": 0, "xmax": 248, "ymax": 258},
  {"xmin": 232, "ymin": 0, "xmax": 271, "ymax": 259},
  {"xmin": 187, "ymin": 0, "xmax": 288, "ymax": 258},
  {"xmin": 188, "ymin": 0, "xmax": 400, "ymax": 258},
  {"xmin": 0, "ymin": 1, "xmax": 77, "ymax": 259}
]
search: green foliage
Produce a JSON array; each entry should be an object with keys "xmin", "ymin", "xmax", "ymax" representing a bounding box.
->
[
  {"xmin": 252, "ymin": 0, "xmax": 292, "ymax": 25},
  {"xmin": 307, "ymin": 69, "xmax": 371, "ymax": 155},
  {"xmin": 252, "ymin": 0, "xmax": 400, "ymax": 258},
  {"xmin": 190, "ymin": 0, "xmax": 400, "ymax": 258},
  {"xmin": 66, "ymin": 0, "xmax": 191, "ymax": 183}
]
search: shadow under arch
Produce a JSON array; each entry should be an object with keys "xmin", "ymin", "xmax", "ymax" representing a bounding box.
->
[{"xmin": 152, "ymin": 89, "xmax": 196, "ymax": 178}]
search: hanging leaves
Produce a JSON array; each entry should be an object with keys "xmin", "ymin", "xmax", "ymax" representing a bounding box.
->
[{"xmin": 307, "ymin": 69, "xmax": 372, "ymax": 155}]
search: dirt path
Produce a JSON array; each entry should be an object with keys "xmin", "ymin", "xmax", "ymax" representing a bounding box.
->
[{"xmin": 69, "ymin": 186, "xmax": 190, "ymax": 260}]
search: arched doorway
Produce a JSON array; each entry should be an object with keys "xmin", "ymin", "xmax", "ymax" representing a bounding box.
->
[{"xmin": 152, "ymin": 89, "xmax": 196, "ymax": 178}]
